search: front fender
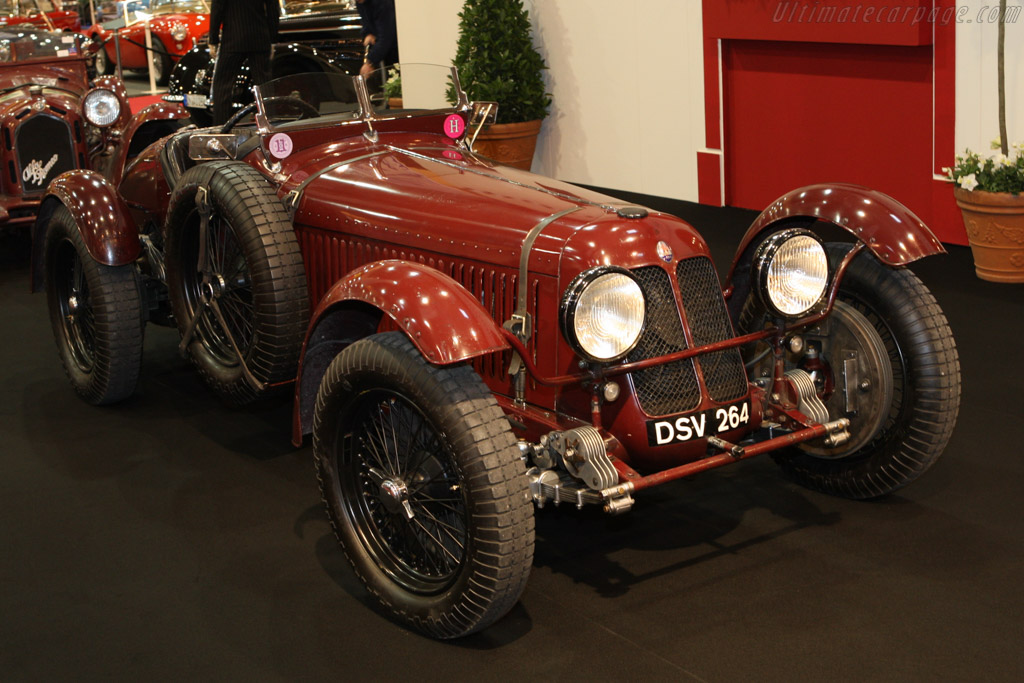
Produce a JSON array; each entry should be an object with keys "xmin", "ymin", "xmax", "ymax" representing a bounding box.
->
[
  {"xmin": 31, "ymin": 171, "xmax": 139, "ymax": 292},
  {"xmin": 291, "ymin": 260, "xmax": 511, "ymax": 445},
  {"xmin": 725, "ymin": 183, "xmax": 945, "ymax": 288}
]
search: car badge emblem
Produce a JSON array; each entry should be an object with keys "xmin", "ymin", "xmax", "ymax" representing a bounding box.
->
[
  {"xmin": 443, "ymin": 114, "xmax": 465, "ymax": 139},
  {"xmin": 657, "ymin": 241, "xmax": 673, "ymax": 263},
  {"xmin": 268, "ymin": 133, "xmax": 294, "ymax": 159},
  {"xmin": 32, "ymin": 99, "xmax": 46, "ymax": 112}
]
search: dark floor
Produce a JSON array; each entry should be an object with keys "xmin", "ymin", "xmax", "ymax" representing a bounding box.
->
[{"xmin": 2, "ymin": 192, "xmax": 1022, "ymax": 682}]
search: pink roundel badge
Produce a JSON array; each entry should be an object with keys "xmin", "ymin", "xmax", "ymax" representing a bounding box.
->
[
  {"xmin": 268, "ymin": 133, "xmax": 294, "ymax": 159},
  {"xmin": 443, "ymin": 114, "xmax": 465, "ymax": 139}
]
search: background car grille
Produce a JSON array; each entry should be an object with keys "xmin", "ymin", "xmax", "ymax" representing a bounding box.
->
[
  {"xmin": 627, "ymin": 258, "xmax": 748, "ymax": 416},
  {"xmin": 15, "ymin": 114, "xmax": 76, "ymax": 196}
]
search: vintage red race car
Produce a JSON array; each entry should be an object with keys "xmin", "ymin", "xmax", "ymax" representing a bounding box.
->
[
  {"xmin": 87, "ymin": 0, "xmax": 209, "ymax": 86},
  {"xmin": 32, "ymin": 65, "xmax": 961, "ymax": 639},
  {"xmin": 0, "ymin": 25, "xmax": 185, "ymax": 228},
  {"xmin": 0, "ymin": 0, "xmax": 81, "ymax": 32}
]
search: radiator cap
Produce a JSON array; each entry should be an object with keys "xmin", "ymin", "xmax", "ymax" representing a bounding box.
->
[{"xmin": 616, "ymin": 206, "xmax": 648, "ymax": 219}]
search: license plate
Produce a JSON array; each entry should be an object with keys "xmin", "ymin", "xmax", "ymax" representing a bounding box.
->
[
  {"xmin": 646, "ymin": 399, "xmax": 751, "ymax": 447},
  {"xmin": 185, "ymin": 93, "xmax": 208, "ymax": 108}
]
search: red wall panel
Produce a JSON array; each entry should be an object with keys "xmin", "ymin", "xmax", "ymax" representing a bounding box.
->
[{"xmin": 724, "ymin": 40, "xmax": 932, "ymax": 215}]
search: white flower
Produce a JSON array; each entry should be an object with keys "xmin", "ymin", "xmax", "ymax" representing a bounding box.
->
[
  {"xmin": 958, "ymin": 173, "xmax": 979, "ymax": 191},
  {"xmin": 942, "ymin": 166, "xmax": 954, "ymax": 179},
  {"xmin": 995, "ymin": 153, "xmax": 1010, "ymax": 166}
]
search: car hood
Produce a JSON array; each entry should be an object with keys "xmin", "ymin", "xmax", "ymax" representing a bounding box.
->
[{"xmin": 286, "ymin": 139, "xmax": 707, "ymax": 277}]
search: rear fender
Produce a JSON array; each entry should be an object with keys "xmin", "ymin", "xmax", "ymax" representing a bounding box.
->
[
  {"xmin": 31, "ymin": 170, "xmax": 139, "ymax": 293},
  {"xmin": 723, "ymin": 183, "xmax": 946, "ymax": 320},
  {"xmin": 291, "ymin": 260, "xmax": 511, "ymax": 445}
]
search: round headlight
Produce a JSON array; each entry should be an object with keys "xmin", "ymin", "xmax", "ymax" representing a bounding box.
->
[
  {"xmin": 83, "ymin": 89, "xmax": 121, "ymax": 127},
  {"xmin": 560, "ymin": 266, "xmax": 646, "ymax": 363},
  {"xmin": 753, "ymin": 229, "xmax": 829, "ymax": 318},
  {"xmin": 170, "ymin": 23, "xmax": 188, "ymax": 42}
]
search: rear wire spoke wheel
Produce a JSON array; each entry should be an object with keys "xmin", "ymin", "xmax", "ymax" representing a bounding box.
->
[
  {"xmin": 771, "ymin": 243, "xmax": 961, "ymax": 499},
  {"xmin": 314, "ymin": 332, "xmax": 534, "ymax": 638},
  {"xmin": 165, "ymin": 161, "xmax": 308, "ymax": 404},
  {"xmin": 43, "ymin": 205, "xmax": 143, "ymax": 404}
]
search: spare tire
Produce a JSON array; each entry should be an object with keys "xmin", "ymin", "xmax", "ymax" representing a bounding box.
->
[{"xmin": 164, "ymin": 161, "xmax": 308, "ymax": 404}]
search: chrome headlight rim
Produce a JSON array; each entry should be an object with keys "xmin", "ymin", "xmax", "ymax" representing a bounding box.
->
[
  {"xmin": 170, "ymin": 22, "xmax": 188, "ymax": 42},
  {"xmin": 559, "ymin": 265, "xmax": 646, "ymax": 364},
  {"xmin": 753, "ymin": 228, "xmax": 830, "ymax": 319},
  {"xmin": 82, "ymin": 88, "xmax": 121, "ymax": 127}
]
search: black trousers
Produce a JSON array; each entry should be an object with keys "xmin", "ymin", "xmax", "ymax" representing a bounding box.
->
[{"xmin": 211, "ymin": 49, "xmax": 271, "ymax": 125}]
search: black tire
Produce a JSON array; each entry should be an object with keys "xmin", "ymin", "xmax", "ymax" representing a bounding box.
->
[
  {"xmin": 772, "ymin": 243, "xmax": 961, "ymax": 499},
  {"xmin": 164, "ymin": 161, "xmax": 308, "ymax": 405},
  {"xmin": 151, "ymin": 37, "xmax": 174, "ymax": 86},
  {"xmin": 44, "ymin": 205, "xmax": 143, "ymax": 405},
  {"xmin": 314, "ymin": 332, "xmax": 535, "ymax": 639},
  {"xmin": 94, "ymin": 42, "xmax": 114, "ymax": 75}
]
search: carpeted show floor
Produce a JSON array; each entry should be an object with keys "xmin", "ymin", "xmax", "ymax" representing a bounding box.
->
[{"xmin": 1, "ymin": 183, "xmax": 1022, "ymax": 681}]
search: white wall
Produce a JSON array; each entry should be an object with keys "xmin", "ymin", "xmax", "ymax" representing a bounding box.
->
[
  {"xmin": 395, "ymin": 0, "xmax": 707, "ymax": 201},
  {"xmin": 395, "ymin": 0, "xmax": 1024, "ymax": 202},
  {"xmin": 956, "ymin": 1, "xmax": 1024, "ymax": 154}
]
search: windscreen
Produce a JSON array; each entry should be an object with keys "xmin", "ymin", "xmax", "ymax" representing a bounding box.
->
[{"xmin": 254, "ymin": 64, "xmax": 462, "ymax": 127}]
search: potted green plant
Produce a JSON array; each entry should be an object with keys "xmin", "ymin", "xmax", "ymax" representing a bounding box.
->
[
  {"xmin": 949, "ymin": 0, "xmax": 1024, "ymax": 282},
  {"xmin": 452, "ymin": 0, "xmax": 551, "ymax": 170}
]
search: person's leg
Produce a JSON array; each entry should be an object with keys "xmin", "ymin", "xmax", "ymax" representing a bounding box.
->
[
  {"xmin": 247, "ymin": 51, "xmax": 272, "ymax": 87},
  {"xmin": 211, "ymin": 50, "xmax": 245, "ymax": 125}
]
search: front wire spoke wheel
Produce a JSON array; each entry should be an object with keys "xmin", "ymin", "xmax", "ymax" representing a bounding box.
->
[
  {"xmin": 343, "ymin": 389, "xmax": 467, "ymax": 590},
  {"xmin": 314, "ymin": 332, "xmax": 534, "ymax": 639},
  {"xmin": 770, "ymin": 243, "xmax": 961, "ymax": 499}
]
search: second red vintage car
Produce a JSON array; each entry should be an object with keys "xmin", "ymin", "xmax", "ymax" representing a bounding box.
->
[
  {"xmin": 33, "ymin": 64, "xmax": 962, "ymax": 640},
  {"xmin": 0, "ymin": 24, "xmax": 186, "ymax": 229},
  {"xmin": 0, "ymin": 0, "xmax": 81, "ymax": 32},
  {"xmin": 87, "ymin": 0, "xmax": 209, "ymax": 85}
]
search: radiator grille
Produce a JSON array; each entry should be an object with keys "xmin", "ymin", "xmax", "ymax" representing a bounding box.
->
[
  {"xmin": 15, "ymin": 114, "xmax": 76, "ymax": 196},
  {"xmin": 676, "ymin": 257, "xmax": 749, "ymax": 403},
  {"xmin": 627, "ymin": 266, "xmax": 701, "ymax": 416}
]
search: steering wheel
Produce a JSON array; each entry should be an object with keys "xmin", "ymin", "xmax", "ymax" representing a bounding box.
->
[{"xmin": 220, "ymin": 95, "xmax": 321, "ymax": 134}]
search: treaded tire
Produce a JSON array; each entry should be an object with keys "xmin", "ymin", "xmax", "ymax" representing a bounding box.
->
[
  {"xmin": 151, "ymin": 37, "xmax": 173, "ymax": 87},
  {"xmin": 314, "ymin": 332, "xmax": 535, "ymax": 639},
  {"xmin": 44, "ymin": 205, "xmax": 143, "ymax": 405},
  {"xmin": 165, "ymin": 161, "xmax": 308, "ymax": 405},
  {"xmin": 772, "ymin": 243, "xmax": 961, "ymax": 499},
  {"xmin": 94, "ymin": 42, "xmax": 114, "ymax": 75}
]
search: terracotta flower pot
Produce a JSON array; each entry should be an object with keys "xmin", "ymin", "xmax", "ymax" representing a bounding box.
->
[
  {"xmin": 953, "ymin": 187, "xmax": 1024, "ymax": 283},
  {"xmin": 470, "ymin": 120, "xmax": 543, "ymax": 171}
]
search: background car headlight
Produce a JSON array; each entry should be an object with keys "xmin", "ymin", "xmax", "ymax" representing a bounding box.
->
[
  {"xmin": 83, "ymin": 89, "xmax": 121, "ymax": 127},
  {"xmin": 560, "ymin": 266, "xmax": 645, "ymax": 362},
  {"xmin": 170, "ymin": 23, "xmax": 188, "ymax": 42},
  {"xmin": 753, "ymin": 229, "xmax": 829, "ymax": 318}
]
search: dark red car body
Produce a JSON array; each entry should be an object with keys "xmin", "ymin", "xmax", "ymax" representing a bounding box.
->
[{"xmin": 33, "ymin": 67, "xmax": 960, "ymax": 639}]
